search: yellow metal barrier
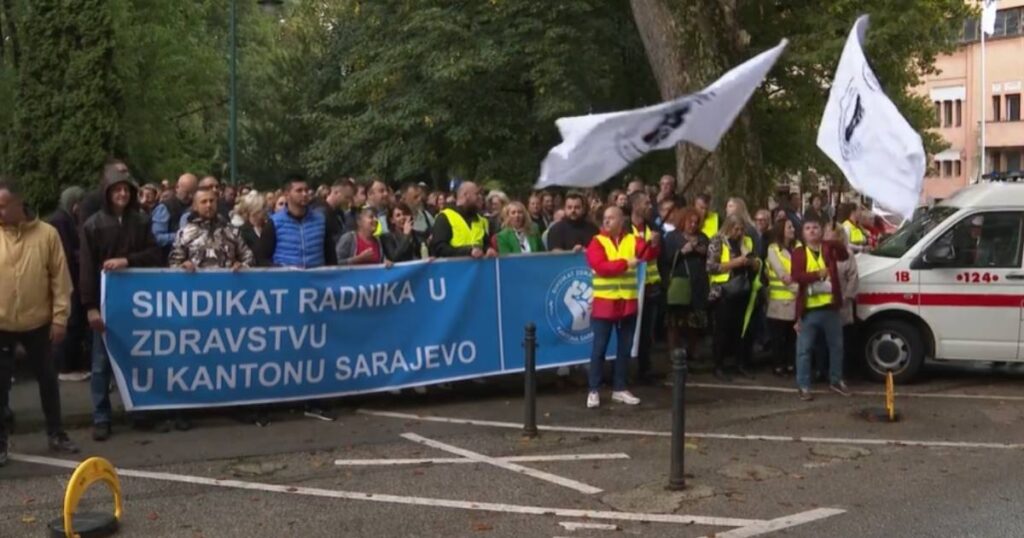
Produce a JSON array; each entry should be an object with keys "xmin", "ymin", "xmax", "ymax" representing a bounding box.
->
[{"xmin": 62, "ymin": 457, "xmax": 123, "ymax": 538}]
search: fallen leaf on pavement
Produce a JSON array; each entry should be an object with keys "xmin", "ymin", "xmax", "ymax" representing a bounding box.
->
[
  {"xmin": 21, "ymin": 515, "xmax": 36, "ymax": 524},
  {"xmin": 146, "ymin": 512, "xmax": 159, "ymax": 521},
  {"xmin": 471, "ymin": 522, "xmax": 494, "ymax": 531}
]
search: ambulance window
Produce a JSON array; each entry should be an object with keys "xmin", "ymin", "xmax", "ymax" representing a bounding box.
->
[
  {"xmin": 930, "ymin": 212, "xmax": 1023, "ymax": 268},
  {"xmin": 873, "ymin": 206, "xmax": 958, "ymax": 258}
]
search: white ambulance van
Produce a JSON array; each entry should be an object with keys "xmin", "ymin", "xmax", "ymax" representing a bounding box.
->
[{"xmin": 857, "ymin": 179, "xmax": 1024, "ymax": 382}]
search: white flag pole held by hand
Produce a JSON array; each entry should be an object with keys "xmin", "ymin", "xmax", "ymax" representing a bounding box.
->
[{"xmin": 816, "ymin": 15, "xmax": 926, "ymax": 220}]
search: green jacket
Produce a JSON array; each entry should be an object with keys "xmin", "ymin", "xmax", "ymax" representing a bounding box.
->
[{"xmin": 496, "ymin": 227, "xmax": 544, "ymax": 255}]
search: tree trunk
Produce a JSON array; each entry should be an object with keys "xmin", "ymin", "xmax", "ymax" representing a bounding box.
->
[
  {"xmin": 1, "ymin": 0, "xmax": 19, "ymax": 68},
  {"xmin": 629, "ymin": 0, "xmax": 769, "ymax": 207}
]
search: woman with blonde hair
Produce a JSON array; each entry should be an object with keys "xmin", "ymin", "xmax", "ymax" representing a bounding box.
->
[
  {"xmin": 706, "ymin": 214, "xmax": 761, "ymax": 381},
  {"xmin": 496, "ymin": 201, "xmax": 544, "ymax": 255},
  {"xmin": 236, "ymin": 190, "xmax": 274, "ymax": 267}
]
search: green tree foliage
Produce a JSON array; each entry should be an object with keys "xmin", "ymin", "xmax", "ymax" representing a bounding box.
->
[
  {"xmin": 111, "ymin": 0, "xmax": 230, "ymax": 184},
  {"xmin": 10, "ymin": 0, "xmax": 121, "ymax": 208},
  {"xmin": 297, "ymin": 0, "xmax": 660, "ymax": 190}
]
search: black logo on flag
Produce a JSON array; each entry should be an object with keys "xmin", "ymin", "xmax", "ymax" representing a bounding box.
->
[
  {"xmin": 615, "ymin": 91, "xmax": 715, "ymax": 164},
  {"xmin": 838, "ymin": 79, "xmax": 865, "ymax": 162}
]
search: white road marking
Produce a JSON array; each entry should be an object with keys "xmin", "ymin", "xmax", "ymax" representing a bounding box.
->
[
  {"xmin": 359, "ymin": 409, "xmax": 1024, "ymax": 450},
  {"xmin": 7, "ymin": 452, "xmax": 770, "ymax": 528},
  {"xmin": 558, "ymin": 520, "xmax": 620, "ymax": 531},
  {"xmin": 703, "ymin": 508, "xmax": 847, "ymax": 538},
  {"xmin": 401, "ymin": 433, "xmax": 604, "ymax": 494},
  {"xmin": 334, "ymin": 453, "xmax": 630, "ymax": 466},
  {"xmin": 688, "ymin": 381, "xmax": 1024, "ymax": 402},
  {"xmin": 361, "ymin": 409, "xmax": 667, "ymax": 436}
]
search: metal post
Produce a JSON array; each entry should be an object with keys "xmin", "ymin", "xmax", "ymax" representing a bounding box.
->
[
  {"xmin": 667, "ymin": 348, "xmax": 688, "ymax": 490},
  {"xmin": 228, "ymin": 0, "xmax": 238, "ymax": 185},
  {"xmin": 523, "ymin": 323, "xmax": 539, "ymax": 438}
]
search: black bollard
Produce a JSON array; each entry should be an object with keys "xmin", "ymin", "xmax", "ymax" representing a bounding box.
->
[
  {"xmin": 523, "ymin": 323, "xmax": 539, "ymax": 438},
  {"xmin": 667, "ymin": 348, "xmax": 688, "ymax": 490}
]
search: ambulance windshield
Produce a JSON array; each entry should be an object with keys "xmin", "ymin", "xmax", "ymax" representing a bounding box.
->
[{"xmin": 872, "ymin": 206, "xmax": 958, "ymax": 258}]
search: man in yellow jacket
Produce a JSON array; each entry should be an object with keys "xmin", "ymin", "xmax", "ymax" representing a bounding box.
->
[{"xmin": 0, "ymin": 178, "xmax": 80, "ymax": 465}]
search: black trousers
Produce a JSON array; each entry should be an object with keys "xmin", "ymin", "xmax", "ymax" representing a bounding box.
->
[
  {"xmin": 53, "ymin": 294, "xmax": 89, "ymax": 373},
  {"xmin": 0, "ymin": 325, "xmax": 64, "ymax": 441},
  {"xmin": 635, "ymin": 290, "xmax": 663, "ymax": 376},
  {"xmin": 712, "ymin": 295, "xmax": 751, "ymax": 369},
  {"xmin": 768, "ymin": 318, "xmax": 796, "ymax": 370}
]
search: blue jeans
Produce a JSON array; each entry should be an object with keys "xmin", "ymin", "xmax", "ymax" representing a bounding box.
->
[
  {"xmin": 589, "ymin": 316, "xmax": 637, "ymax": 391},
  {"xmin": 796, "ymin": 308, "xmax": 844, "ymax": 390},
  {"xmin": 91, "ymin": 332, "xmax": 114, "ymax": 425}
]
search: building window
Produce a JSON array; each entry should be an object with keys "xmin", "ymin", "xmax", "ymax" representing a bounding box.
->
[
  {"xmin": 955, "ymin": 160, "xmax": 962, "ymax": 177},
  {"xmin": 1006, "ymin": 8, "xmax": 1021, "ymax": 37},
  {"xmin": 993, "ymin": 96, "xmax": 1002, "ymax": 122},
  {"xmin": 943, "ymin": 161, "xmax": 953, "ymax": 177},
  {"xmin": 962, "ymin": 17, "xmax": 979, "ymax": 42},
  {"xmin": 992, "ymin": 151, "xmax": 1002, "ymax": 172},
  {"xmin": 995, "ymin": 7, "xmax": 1024, "ymax": 37},
  {"xmin": 1007, "ymin": 94, "xmax": 1021, "ymax": 121},
  {"xmin": 943, "ymin": 101, "xmax": 953, "ymax": 127},
  {"xmin": 955, "ymin": 100, "xmax": 962, "ymax": 126},
  {"xmin": 1009, "ymin": 151, "xmax": 1022, "ymax": 173}
]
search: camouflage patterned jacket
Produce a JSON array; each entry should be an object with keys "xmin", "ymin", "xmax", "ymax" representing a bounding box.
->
[{"xmin": 168, "ymin": 214, "xmax": 255, "ymax": 269}]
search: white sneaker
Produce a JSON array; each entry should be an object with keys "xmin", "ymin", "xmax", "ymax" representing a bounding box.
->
[
  {"xmin": 611, "ymin": 390, "xmax": 641, "ymax": 405},
  {"xmin": 586, "ymin": 391, "xmax": 600, "ymax": 409}
]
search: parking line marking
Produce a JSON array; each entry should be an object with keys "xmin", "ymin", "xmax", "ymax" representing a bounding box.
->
[
  {"xmin": 401, "ymin": 433, "xmax": 603, "ymax": 494},
  {"xmin": 558, "ymin": 521, "xmax": 619, "ymax": 531},
  {"xmin": 7, "ymin": 452, "xmax": 768, "ymax": 528},
  {"xmin": 334, "ymin": 453, "xmax": 630, "ymax": 466},
  {"xmin": 688, "ymin": 382, "xmax": 1024, "ymax": 402},
  {"xmin": 361, "ymin": 409, "xmax": 667, "ymax": 436},
  {"xmin": 360, "ymin": 409, "xmax": 1024, "ymax": 450},
  {"xmin": 702, "ymin": 508, "xmax": 847, "ymax": 538}
]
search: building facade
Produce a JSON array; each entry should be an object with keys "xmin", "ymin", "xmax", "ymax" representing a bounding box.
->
[{"xmin": 918, "ymin": 0, "xmax": 1024, "ymax": 201}]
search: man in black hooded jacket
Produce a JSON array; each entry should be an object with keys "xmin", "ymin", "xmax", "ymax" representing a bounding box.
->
[{"xmin": 79, "ymin": 167, "xmax": 162, "ymax": 441}]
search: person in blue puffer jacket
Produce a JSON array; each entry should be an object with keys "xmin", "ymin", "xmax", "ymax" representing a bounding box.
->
[
  {"xmin": 267, "ymin": 174, "xmax": 327, "ymax": 269},
  {"xmin": 265, "ymin": 174, "xmax": 336, "ymax": 421}
]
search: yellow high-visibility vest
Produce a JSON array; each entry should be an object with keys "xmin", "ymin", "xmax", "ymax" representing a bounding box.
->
[
  {"xmin": 592, "ymin": 234, "xmax": 639, "ymax": 301},
  {"xmin": 631, "ymin": 224, "xmax": 661, "ymax": 286},
  {"xmin": 766, "ymin": 243, "xmax": 796, "ymax": 301},
  {"xmin": 441, "ymin": 208, "xmax": 488, "ymax": 249},
  {"xmin": 709, "ymin": 235, "xmax": 753, "ymax": 284},
  {"xmin": 805, "ymin": 246, "xmax": 834, "ymax": 309},
  {"xmin": 701, "ymin": 211, "xmax": 719, "ymax": 240},
  {"xmin": 842, "ymin": 219, "xmax": 866, "ymax": 245}
]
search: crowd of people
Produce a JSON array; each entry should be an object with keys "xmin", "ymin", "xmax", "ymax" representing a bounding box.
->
[{"xmin": 0, "ymin": 157, "xmax": 888, "ymax": 464}]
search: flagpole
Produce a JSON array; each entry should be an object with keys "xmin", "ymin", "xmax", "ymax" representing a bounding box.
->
[{"xmin": 980, "ymin": 12, "xmax": 987, "ymax": 181}]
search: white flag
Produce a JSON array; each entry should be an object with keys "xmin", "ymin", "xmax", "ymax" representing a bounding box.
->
[
  {"xmin": 816, "ymin": 16, "xmax": 925, "ymax": 220},
  {"xmin": 535, "ymin": 40, "xmax": 788, "ymax": 189},
  {"xmin": 982, "ymin": 0, "xmax": 999, "ymax": 35}
]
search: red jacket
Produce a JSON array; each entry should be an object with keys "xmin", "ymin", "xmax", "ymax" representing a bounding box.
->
[
  {"xmin": 585, "ymin": 229, "xmax": 652, "ymax": 321},
  {"xmin": 791, "ymin": 241, "xmax": 849, "ymax": 320}
]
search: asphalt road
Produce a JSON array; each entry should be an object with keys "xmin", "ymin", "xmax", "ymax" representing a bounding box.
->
[{"xmin": 4, "ymin": 365, "xmax": 1024, "ymax": 537}]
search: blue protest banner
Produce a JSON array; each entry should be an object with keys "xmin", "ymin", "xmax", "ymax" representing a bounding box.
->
[
  {"xmin": 497, "ymin": 253, "xmax": 613, "ymax": 370},
  {"xmin": 101, "ymin": 254, "xmax": 601, "ymax": 411}
]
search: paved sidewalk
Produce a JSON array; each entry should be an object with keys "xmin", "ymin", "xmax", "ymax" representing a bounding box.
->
[{"xmin": 7, "ymin": 376, "xmax": 103, "ymax": 434}]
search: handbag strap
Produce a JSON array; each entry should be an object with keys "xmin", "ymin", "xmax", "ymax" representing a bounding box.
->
[{"xmin": 671, "ymin": 238, "xmax": 692, "ymax": 278}]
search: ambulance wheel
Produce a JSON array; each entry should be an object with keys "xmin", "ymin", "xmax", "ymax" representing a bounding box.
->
[{"xmin": 863, "ymin": 320, "xmax": 924, "ymax": 383}]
